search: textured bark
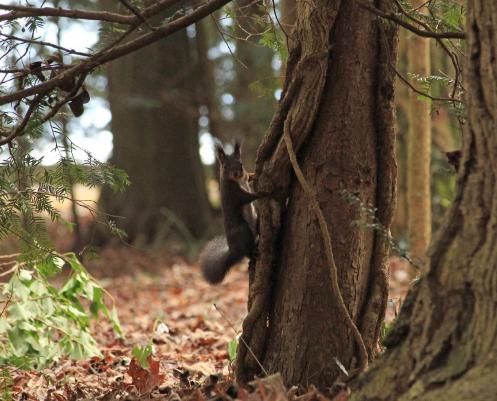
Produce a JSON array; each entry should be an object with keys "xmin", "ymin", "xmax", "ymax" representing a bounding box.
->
[
  {"xmin": 407, "ymin": 0, "xmax": 432, "ymax": 268},
  {"xmin": 235, "ymin": 0, "xmax": 397, "ymax": 387},
  {"xmin": 99, "ymin": 2, "xmax": 212, "ymax": 242},
  {"xmin": 351, "ymin": 1, "xmax": 497, "ymax": 400}
]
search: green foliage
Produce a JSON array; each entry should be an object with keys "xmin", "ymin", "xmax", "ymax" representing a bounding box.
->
[
  {"xmin": 132, "ymin": 341, "xmax": 154, "ymax": 369},
  {"xmin": 0, "ymin": 368, "xmax": 13, "ymax": 401},
  {"xmin": 258, "ymin": 29, "xmax": 288, "ymax": 62},
  {"xmin": 340, "ymin": 189, "xmax": 420, "ymax": 270},
  {"xmin": 0, "ymin": 145, "xmax": 129, "ymax": 260},
  {"xmin": 0, "ymin": 9, "xmax": 133, "ymax": 371},
  {"xmin": 397, "ymin": 0, "xmax": 465, "ymax": 33},
  {"xmin": 0, "ymin": 253, "xmax": 122, "ymax": 369},
  {"xmin": 0, "ymin": 144, "xmax": 128, "ymax": 368},
  {"xmin": 430, "ymin": 1, "xmax": 465, "ymax": 31},
  {"xmin": 248, "ymin": 77, "xmax": 280, "ymax": 100},
  {"xmin": 380, "ymin": 319, "xmax": 395, "ymax": 346},
  {"xmin": 228, "ymin": 336, "xmax": 238, "ymax": 363}
]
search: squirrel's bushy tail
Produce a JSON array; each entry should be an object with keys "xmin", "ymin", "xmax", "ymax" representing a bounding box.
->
[{"xmin": 199, "ymin": 236, "xmax": 243, "ymax": 284}]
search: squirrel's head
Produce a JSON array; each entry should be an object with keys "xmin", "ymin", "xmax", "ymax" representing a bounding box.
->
[{"xmin": 215, "ymin": 139, "xmax": 246, "ymax": 183}]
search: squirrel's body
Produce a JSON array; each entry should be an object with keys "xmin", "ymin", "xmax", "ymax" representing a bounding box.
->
[{"xmin": 199, "ymin": 141, "xmax": 261, "ymax": 284}]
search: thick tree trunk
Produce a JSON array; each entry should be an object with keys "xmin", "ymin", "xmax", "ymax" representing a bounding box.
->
[
  {"xmin": 351, "ymin": 1, "xmax": 497, "ymax": 400},
  {"xmin": 235, "ymin": 0, "xmax": 397, "ymax": 387},
  {"xmin": 98, "ymin": 3, "xmax": 212, "ymax": 243},
  {"xmin": 407, "ymin": 0, "xmax": 431, "ymax": 268}
]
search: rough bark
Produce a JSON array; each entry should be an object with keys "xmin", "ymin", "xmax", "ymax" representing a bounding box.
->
[
  {"xmin": 407, "ymin": 0, "xmax": 432, "ymax": 269},
  {"xmin": 98, "ymin": 2, "xmax": 212, "ymax": 243},
  {"xmin": 235, "ymin": 0, "xmax": 397, "ymax": 387},
  {"xmin": 351, "ymin": 1, "xmax": 497, "ymax": 400}
]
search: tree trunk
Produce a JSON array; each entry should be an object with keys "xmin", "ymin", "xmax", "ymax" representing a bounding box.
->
[
  {"xmin": 98, "ymin": 3, "xmax": 212, "ymax": 243},
  {"xmin": 351, "ymin": 1, "xmax": 497, "ymax": 400},
  {"xmin": 236, "ymin": 0, "xmax": 397, "ymax": 387},
  {"xmin": 407, "ymin": 0, "xmax": 432, "ymax": 269}
]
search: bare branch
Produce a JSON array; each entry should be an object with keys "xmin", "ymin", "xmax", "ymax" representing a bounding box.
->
[
  {"xmin": 0, "ymin": 0, "xmax": 179, "ymax": 24},
  {"xmin": 391, "ymin": 0, "xmax": 463, "ymax": 98},
  {"xmin": 355, "ymin": 0, "xmax": 466, "ymax": 40},
  {"xmin": 0, "ymin": 4, "xmax": 134, "ymax": 24},
  {"xmin": 118, "ymin": 0, "xmax": 156, "ymax": 31},
  {"xmin": 392, "ymin": 65, "xmax": 463, "ymax": 103},
  {"xmin": 0, "ymin": 33, "xmax": 92, "ymax": 57},
  {"xmin": 0, "ymin": 0, "xmax": 233, "ymax": 106},
  {"xmin": 0, "ymin": 92, "xmax": 47, "ymax": 146}
]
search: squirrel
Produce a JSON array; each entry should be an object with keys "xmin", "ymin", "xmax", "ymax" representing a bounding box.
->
[{"xmin": 199, "ymin": 140, "xmax": 263, "ymax": 284}]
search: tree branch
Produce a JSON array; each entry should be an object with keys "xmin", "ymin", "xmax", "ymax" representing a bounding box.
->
[
  {"xmin": 118, "ymin": 0, "xmax": 156, "ymax": 31},
  {"xmin": 390, "ymin": 0, "xmax": 463, "ymax": 98},
  {"xmin": 392, "ymin": 65, "xmax": 463, "ymax": 103},
  {"xmin": 0, "ymin": 0, "xmax": 232, "ymax": 106},
  {"xmin": 0, "ymin": 33, "xmax": 92, "ymax": 57},
  {"xmin": 0, "ymin": 92, "xmax": 47, "ymax": 145},
  {"xmin": 356, "ymin": 0, "xmax": 466, "ymax": 40},
  {"xmin": 0, "ymin": 0, "xmax": 179, "ymax": 24}
]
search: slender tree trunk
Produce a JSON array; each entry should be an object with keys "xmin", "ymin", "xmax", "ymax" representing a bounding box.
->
[
  {"xmin": 54, "ymin": 5, "xmax": 83, "ymax": 251},
  {"xmin": 392, "ymin": 30, "xmax": 409, "ymax": 240},
  {"xmin": 236, "ymin": 0, "xmax": 397, "ymax": 387},
  {"xmin": 98, "ymin": 2, "xmax": 212, "ymax": 243},
  {"xmin": 407, "ymin": 0, "xmax": 432, "ymax": 269},
  {"xmin": 231, "ymin": 0, "xmax": 276, "ymax": 169},
  {"xmin": 280, "ymin": 0, "xmax": 296, "ymax": 82},
  {"xmin": 351, "ymin": 1, "xmax": 497, "ymax": 400},
  {"xmin": 280, "ymin": 0, "xmax": 296, "ymax": 37},
  {"xmin": 195, "ymin": 19, "xmax": 224, "ymax": 139}
]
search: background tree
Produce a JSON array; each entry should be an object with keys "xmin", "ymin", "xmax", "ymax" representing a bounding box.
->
[
  {"xmin": 407, "ymin": 0, "xmax": 432, "ymax": 269},
  {"xmin": 236, "ymin": 0, "xmax": 398, "ymax": 387},
  {"xmin": 230, "ymin": 0, "xmax": 276, "ymax": 168},
  {"xmin": 351, "ymin": 0, "xmax": 497, "ymax": 399},
  {"xmin": 98, "ymin": 1, "xmax": 213, "ymax": 244}
]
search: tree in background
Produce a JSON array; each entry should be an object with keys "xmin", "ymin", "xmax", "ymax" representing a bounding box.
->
[
  {"xmin": 407, "ymin": 0, "xmax": 432, "ymax": 269},
  {"xmin": 98, "ymin": 1, "xmax": 212, "ymax": 244},
  {"xmin": 280, "ymin": 0, "xmax": 296, "ymax": 41},
  {"xmin": 236, "ymin": 0, "xmax": 398, "ymax": 386},
  {"xmin": 230, "ymin": 0, "xmax": 276, "ymax": 168}
]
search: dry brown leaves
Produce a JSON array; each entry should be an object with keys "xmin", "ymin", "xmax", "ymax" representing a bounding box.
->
[{"xmin": 3, "ymin": 246, "xmax": 411, "ymax": 401}]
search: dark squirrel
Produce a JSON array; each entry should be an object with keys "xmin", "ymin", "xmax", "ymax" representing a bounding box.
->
[{"xmin": 199, "ymin": 140, "xmax": 263, "ymax": 284}]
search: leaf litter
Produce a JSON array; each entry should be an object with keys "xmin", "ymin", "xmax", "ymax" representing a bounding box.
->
[{"xmin": 2, "ymin": 246, "xmax": 411, "ymax": 401}]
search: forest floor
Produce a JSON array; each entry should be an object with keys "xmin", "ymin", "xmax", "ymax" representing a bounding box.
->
[{"xmin": 2, "ymin": 243, "xmax": 411, "ymax": 401}]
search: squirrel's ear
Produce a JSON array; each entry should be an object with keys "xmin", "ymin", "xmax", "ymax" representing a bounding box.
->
[
  {"xmin": 233, "ymin": 139, "xmax": 242, "ymax": 159},
  {"xmin": 214, "ymin": 141, "xmax": 226, "ymax": 164}
]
